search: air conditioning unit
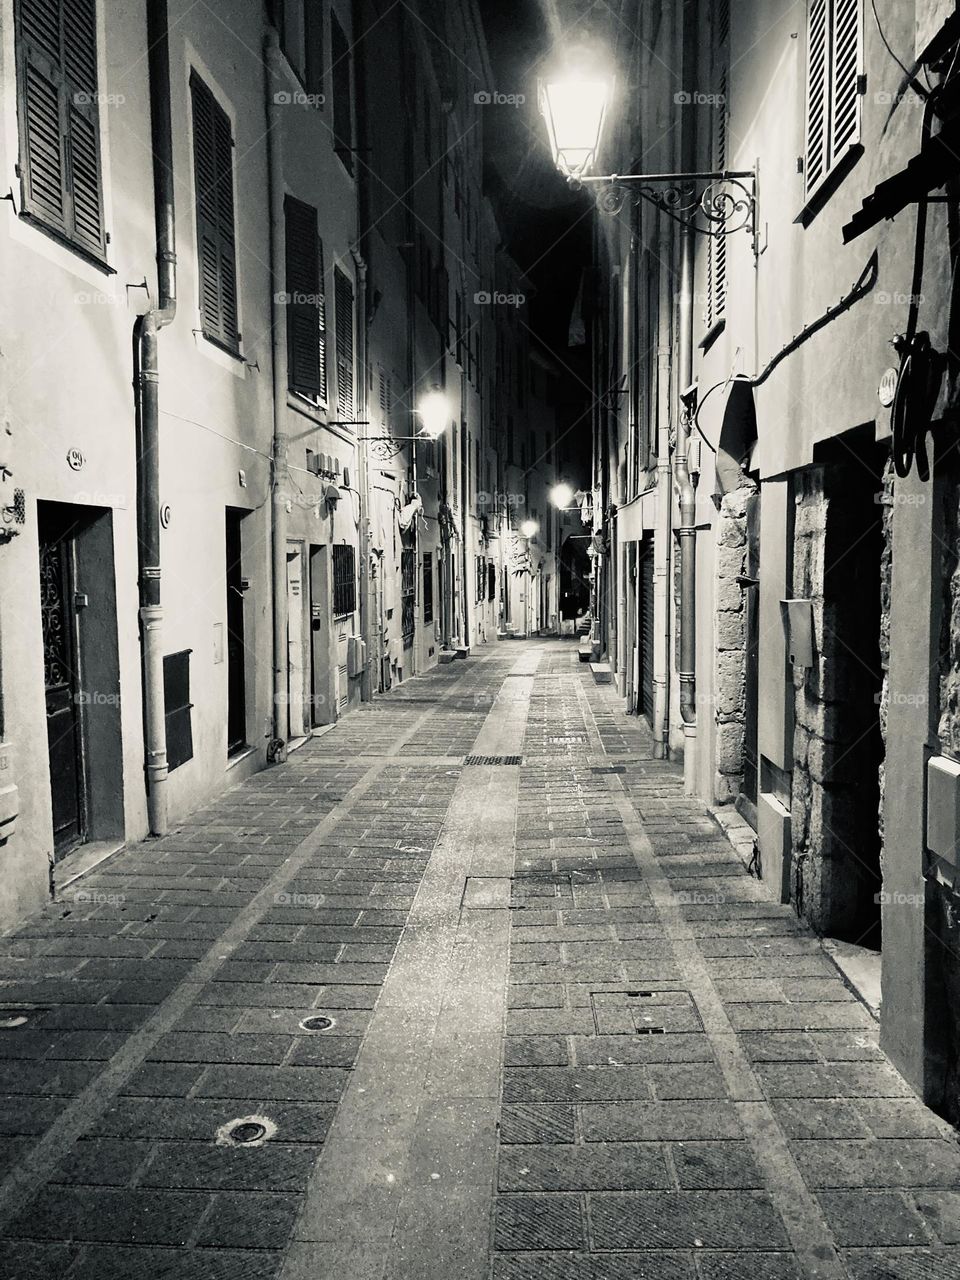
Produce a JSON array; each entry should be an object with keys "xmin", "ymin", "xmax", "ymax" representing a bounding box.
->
[{"xmin": 347, "ymin": 636, "xmax": 366, "ymax": 677}]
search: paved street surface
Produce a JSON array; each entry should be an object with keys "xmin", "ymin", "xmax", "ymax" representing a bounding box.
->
[{"xmin": 0, "ymin": 639, "xmax": 959, "ymax": 1280}]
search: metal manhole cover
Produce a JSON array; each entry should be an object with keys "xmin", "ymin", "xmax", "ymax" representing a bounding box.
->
[
  {"xmin": 590, "ymin": 990, "xmax": 705, "ymax": 1035},
  {"xmin": 463, "ymin": 755, "xmax": 523, "ymax": 766},
  {"xmin": 300, "ymin": 1015, "xmax": 336, "ymax": 1032}
]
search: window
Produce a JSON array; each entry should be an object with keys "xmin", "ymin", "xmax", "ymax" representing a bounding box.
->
[
  {"xmin": 14, "ymin": 0, "xmax": 106, "ymax": 260},
  {"xmin": 284, "ymin": 196, "xmax": 326, "ymax": 401},
  {"xmin": 163, "ymin": 650, "xmax": 194, "ymax": 771},
  {"xmin": 422, "ymin": 552, "xmax": 434, "ymax": 623},
  {"xmin": 803, "ymin": 0, "xmax": 862, "ymax": 201},
  {"xmin": 332, "ymin": 543, "xmax": 356, "ymax": 616},
  {"xmin": 191, "ymin": 74, "xmax": 239, "ymax": 352},
  {"xmin": 334, "ymin": 265, "xmax": 355, "ymax": 419},
  {"xmin": 330, "ymin": 11, "xmax": 353, "ymax": 170},
  {"xmin": 705, "ymin": 0, "xmax": 730, "ymax": 331},
  {"xmin": 401, "ymin": 548, "xmax": 416, "ymax": 639},
  {"xmin": 270, "ymin": 0, "xmax": 323, "ymax": 98},
  {"xmin": 488, "ymin": 560, "xmax": 496, "ymax": 602}
]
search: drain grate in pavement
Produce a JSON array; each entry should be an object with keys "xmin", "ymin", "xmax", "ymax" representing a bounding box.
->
[
  {"xmin": 216, "ymin": 1115, "xmax": 277, "ymax": 1147},
  {"xmin": 300, "ymin": 1015, "xmax": 336, "ymax": 1032},
  {"xmin": 464, "ymin": 755, "xmax": 523, "ymax": 766}
]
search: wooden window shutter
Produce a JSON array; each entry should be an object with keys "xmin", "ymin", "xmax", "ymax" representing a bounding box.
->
[
  {"xmin": 305, "ymin": 0, "xmax": 324, "ymax": 99},
  {"xmin": 804, "ymin": 0, "xmax": 830, "ymax": 195},
  {"xmin": 830, "ymin": 0, "xmax": 862, "ymax": 167},
  {"xmin": 284, "ymin": 196, "xmax": 324, "ymax": 400},
  {"xmin": 15, "ymin": 0, "xmax": 106, "ymax": 257},
  {"xmin": 191, "ymin": 73, "xmax": 239, "ymax": 351},
  {"xmin": 334, "ymin": 266, "xmax": 355, "ymax": 419},
  {"xmin": 331, "ymin": 12, "xmax": 353, "ymax": 170}
]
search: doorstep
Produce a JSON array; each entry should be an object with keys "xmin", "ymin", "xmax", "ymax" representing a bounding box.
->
[
  {"xmin": 53, "ymin": 839, "xmax": 126, "ymax": 894},
  {"xmin": 822, "ymin": 936, "xmax": 882, "ymax": 1019}
]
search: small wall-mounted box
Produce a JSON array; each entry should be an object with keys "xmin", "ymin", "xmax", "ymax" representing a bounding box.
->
[
  {"xmin": 781, "ymin": 598, "xmax": 814, "ymax": 669},
  {"xmin": 926, "ymin": 754, "xmax": 960, "ymax": 887}
]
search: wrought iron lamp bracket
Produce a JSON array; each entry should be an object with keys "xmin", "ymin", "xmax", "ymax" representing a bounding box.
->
[
  {"xmin": 358, "ymin": 434, "xmax": 435, "ymax": 461},
  {"xmin": 581, "ymin": 169, "xmax": 757, "ymax": 253}
]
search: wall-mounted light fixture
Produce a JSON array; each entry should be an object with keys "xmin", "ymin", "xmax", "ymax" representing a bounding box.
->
[
  {"xmin": 358, "ymin": 388, "xmax": 452, "ymax": 460},
  {"xmin": 539, "ymin": 57, "xmax": 757, "ymax": 248}
]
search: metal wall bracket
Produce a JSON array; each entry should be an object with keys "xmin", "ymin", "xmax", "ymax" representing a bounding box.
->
[{"xmin": 581, "ymin": 169, "xmax": 758, "ymax": 252}]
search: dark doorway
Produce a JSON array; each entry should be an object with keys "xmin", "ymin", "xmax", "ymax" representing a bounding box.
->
[
  {"xmin": 39, "ymin": 506, "xmax": 86, "ymax": 856},
  {"xmin": 738, "ymin": 491, "xmax": 761, "ymax": 828},
  {"xmin": 225, "ymin": 509, "xmax": 247, "ymax": 756},
  {"xmin": 639, "ymin": 538, "xmax": 655, "ymax": 723}
]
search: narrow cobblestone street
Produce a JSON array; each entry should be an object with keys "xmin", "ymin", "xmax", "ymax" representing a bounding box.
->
[{"xmin": 0, "ymin": 640, "xmax": 958, "ymax": 1279}]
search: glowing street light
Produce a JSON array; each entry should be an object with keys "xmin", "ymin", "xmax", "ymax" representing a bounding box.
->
[
  {"xmin": 538, "ymin": 67, "xmax": 613, "ymax": 180},
  {"xmin": 549, "ymin": 482, "xmax": 575, "ymax": 509},
  {"xmin": 520, "ymin": 519, "xmax": 540, "ymax": 539},
  {"xmin": 417, "ymin": 389, "xmax": 451, "ymax": 440}
]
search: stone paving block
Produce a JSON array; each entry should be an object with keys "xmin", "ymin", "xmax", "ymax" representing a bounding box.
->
[
  {"xmin": 122, "ymin": 1062, "xmax": 205, "ymax": 1096},
  {"xmin": 504, "ymin": 1067, "xmax": 654, "ymax": 1103},
  {"xmin": 195, "ymin": 1065, "xmax": 350, "ymax": 1102},
  {"xmin": 148, "ymin": 1032, "xmax": 294, "ymax": 1065},
  {"xmin": 492, "ymin": 1252, "xmax": 696, "ymax": 1279},
  {"xmin": 0, "ymin": 1242, "xmax": 82, "ymax": 1280},
  {"xmin": 817, "ymin": 1190, "xmax": 932, "ymax": 1245},
  {"xmin": 140, "ymin": 1141, "xmax": 320, "ymax": 1192},
  {"xmin": 588, "ymin": 1190, "xmax": 790, "ymax": 1250},
  {"xmin": 727, "ymin": 1002, "xmax": 874, "ymax": 1032},
  {"xmin": 499, "ymin": 1104, "xmax": 576, "ymax": 1145},
  {"xmin": 6, "ymin": 1185, "xmax": 211, "ymax": 1244},
  {"xmin": 647, "ymin": 1065, "xmax": 728, "ymax": 1100},
  {"xmin": 840, "ymin": 1247, "xmax": 960, "ymax": 1279},
  {"xmin": 736, "ymin": 1032, "xmax": 821, "ymax": 1063},
  {"xmin": 671, "ymin": 1142, "xmax": 764, "ymax": 1189},
  {"xmin": 769, "ymin": 1097, "xmax": 871, "ymax": 1140},
  {"xmin": 494, "ymin": 1193, "xmax": 585, "ymax": 1250},
  {"xmin": 504, "ymin": 1036, "xmax": 570, "ymax": 1067},
  {"xmin": 573, "ymin": 1035, "xmax": 715, "ymax": 1066},
  {"xmin": 194, "ymin": 1191, "xmax": 301, "ymax": 1249},
  {"xmin": 582, "ymin": 1101, "xmax": 743, "ymax": 1142},
  {"xmin": 792, "ymin": 1139, "xmax": 960, "ymax": 1188},
  {"xmin": 695, "ymin": 1255, "xmax": 803, "ymax": 1280},
  {"xmin": 96, "ymin": 1097, "xmax": 335, "ymax": 1143},
  {"xmin": 500, "ymin": 1142, "xmax": 672, "ymax": 1192},
  {"xmin": 67, "ymin": 1244, "xmax": 283, "ymax": 1279},
  {"xmin": 52, "ymin": 1137, "xmax": 151, "ymax": 1186},
  {"xmin": 506, "ymin": 1009, "xmax": 595, "ymax": 1036},
  {"xmin": 913, "ymin": 1191, "xmax": 960, "ymax": 1243},
  {"xmin": 507, "ymin": 984, "xmax": 565, "ymax": 1009},
  {"xmin": 406, "ymin": 1098, "xmax": 498, "ymax": 1186}
]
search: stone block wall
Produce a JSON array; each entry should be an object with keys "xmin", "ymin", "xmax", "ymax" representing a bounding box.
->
[{"xmin": 712, "ymin": 483, "xmax": 755, "ymax": 803}]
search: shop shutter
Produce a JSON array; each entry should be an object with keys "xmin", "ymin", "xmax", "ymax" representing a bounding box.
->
[
  {"xmin": 284, "ymin": 196, "xmax": 324, "ymax": 400},
  {"xmin": 16, "ymin": 0, "xmax": 106, "ymax": 256},
  {"xmin": 191, "ymin": 73, "xmax": 239, "ymax": 351}
]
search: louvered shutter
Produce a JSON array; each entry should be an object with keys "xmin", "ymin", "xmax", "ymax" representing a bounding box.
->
[
  {"xmin": 804, "ymin": 0, "xmax": 831, "ymax": 195},
  {"xmin": 830, "ymin": 0, "xmax": 861, "ymax": 167},
  {"xmin": 335, "ymin": 266, "xmax": 355, "ymax": 419},
  {"xmin": 285, "ymin": 196, "xmax": 323, "ymax": 399},
  {"xmin": 191, "ymin": 74, "xmax": 239, "ymax": 351},
  {"xmin": 331, "ymin": 12, "xmax": 352, "ymax": 170},
  {"xmin": 305, "ymin": 0, "xmax": 323, "ymax": 99},
  {"xmin": 16, "ymin": 0, "xmax": 105, "ymax": 256}
]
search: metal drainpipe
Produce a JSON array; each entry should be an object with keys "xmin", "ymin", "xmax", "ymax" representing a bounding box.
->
[
  {"xmin": 139, "ymin": 0, "xmax": 177, "ymax": 836},
  {"xmin": 265, "ymin": 30, "xmax": 289, "ymax": 759},
  {"xmin": 460, "ymin": 371, "xmax": 470, "ymax": 648},
  {"xmin": 675, "ymin": 0, "xmax": 699, "ymax": 795},
  {"xmin": 652, "ymin": 0, "xmax": 674, "ymax": 762},
  {"xmin": 352, "ymin": 249, "xmax": 374, "ymax": 700}
]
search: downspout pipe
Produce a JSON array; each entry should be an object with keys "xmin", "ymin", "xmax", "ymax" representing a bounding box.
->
[
  {"xmin": 139, "ymin": 0, "xmax": 177, "ymax": 835},
  {"xmin": 265, "ymin": 29, "xmax": 289, "ymax": 759},
  {"xmin": 675, "ymin": 0, "xmax": 699, "ymax": 795},
  {"xmin": 352, "ymin": 249, "xmax": 374, "ymax": 700}
]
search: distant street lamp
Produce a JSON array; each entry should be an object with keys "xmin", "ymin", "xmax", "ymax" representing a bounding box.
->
[
  {"xmin": 520, "ymin": 519, "xmax": 540, "ymax": 539},
  {"xmin": 549, "ymin": 482, "xmax": 575, "ymax": 509},
  {"xmin": 538, "ymin": 58, "xmax": 757, "ymax": 246}
]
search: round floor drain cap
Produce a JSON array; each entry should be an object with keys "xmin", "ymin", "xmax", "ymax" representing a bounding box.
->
[
  {"xmin": 300, "ymin": 1015, "xmax": 335, "ymax": 1032},
  {"xmin": 231, "ymin": 1122, "xmax": 267, "ymax": 1144},
  {"xmin": 216, "ymin": 1114, "xmax": 277, "ymax": 1147}
]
